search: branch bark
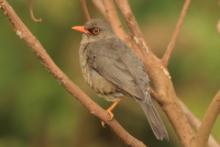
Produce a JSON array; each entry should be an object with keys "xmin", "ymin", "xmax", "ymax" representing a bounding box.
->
[
  {"xmin": 162, "ymin": 0, "xmax": 191, "ymax": 67},
  {"xmin": 191, "ymin": 90, "xmax": 220, "ymax": 147},
  {"xmin": 114, "ymin": 0, "xmax": 150, "ymax": 54},
  {"xmin": 0, "ymin": 1, "xmax": 146, "ymax": 147}
]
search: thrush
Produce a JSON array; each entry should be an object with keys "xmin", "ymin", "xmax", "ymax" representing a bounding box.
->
[{"xmin": 72, "ymin": 19, "xmax": 169, "ymax": 140}]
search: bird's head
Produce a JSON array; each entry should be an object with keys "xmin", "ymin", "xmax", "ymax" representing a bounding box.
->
[{"xmin": 72, "ymin": 19, "xmax": 114, "ymax": 42}]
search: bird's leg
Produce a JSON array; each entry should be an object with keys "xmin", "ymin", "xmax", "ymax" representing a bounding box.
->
[
  {"xmin": 101, "ymin": 99, "xmax": 121, "ymax": 127},
  {"xmin": 106, "ymin": 100, "xmax": 121, "ymax": 119}
]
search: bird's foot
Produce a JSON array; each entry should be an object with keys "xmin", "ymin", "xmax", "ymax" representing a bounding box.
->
[
  {"xmin": 101, "ymin": 109, "xmax": 114, "ymax": 127},
  {"xmin": 100, "ymin": 100, "xmax": 121, "ymax": 127}
]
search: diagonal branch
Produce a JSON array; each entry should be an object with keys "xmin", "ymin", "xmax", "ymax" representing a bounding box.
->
[
  {"xmin": 0, "ymin": 0, "xmax": 146, "ymax": 147},
  {"xmin": 114, "ymin": 0, "xmax": 150, "ymax": 54},
  {"xmin": 162, "ymin": 0, "xmax": 191, "ymax": 67},
  {"xmin": 102, "ymin": 0, "xmax": 128, "ymax": 43},
  {"xmin": 191, "ymin": 90, "xmax": 220, "ymax": 147}
]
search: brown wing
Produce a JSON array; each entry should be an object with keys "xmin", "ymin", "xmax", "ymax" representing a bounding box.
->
[{"xmin": 87, "ymin": 37, "xmax": 149, "ymax": 100}]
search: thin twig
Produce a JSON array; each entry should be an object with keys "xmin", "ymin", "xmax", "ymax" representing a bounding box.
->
[
  {"xmin": 162, "ymin": 0, "xmax": 191, "ymax": 67},
  {"xmin": 178, "ymin": 99, "xmax": 220, "ymax": 147},
  {"xmin": 80, "ymin": 0, "xmax": 91, "ymax": 21},
  {"xmin": 191, "ymin": 90, "xmax": 220, "ymax": 147},
  {"xmin": 217, "ymin": 20, "xmax": 220, "ymax": 34},
  {"xmin": 0, "ymin": 1, "xmax": 146, "ymax": 147},
  {"xmin": 28, "ymin": 0, "xmax": 42, "ymax": 22}
]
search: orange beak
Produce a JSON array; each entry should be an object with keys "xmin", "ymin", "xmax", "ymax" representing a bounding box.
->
[{"xmin": 72, "ymin": 26, "xmax": 90, "ymax": 34}]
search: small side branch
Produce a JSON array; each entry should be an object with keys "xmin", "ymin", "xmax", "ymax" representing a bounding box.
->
[
  {"xmin": 191, "ymin": 90, "xmax": 220, "ymax": 147},
  {"xmin": 217, "ymin": 20, "xmax": 220, "ymax": 34},
  {"xmin": 80, "ymin": 0, "xmax": 91, "ymax": 21},
  {"xmin": 28, "ymin": 0, "xmax": 42, "ymax": 22},
  {"xmin": 162, "ymin": 0, "xmax": 191, "ymax": 67},
  {"xmin": 0, "ymin": 1, "xmax": 146, "ymax": 147},
  {"xmin": 178, "ymin": 99, "xmax": 220, "ymax": 147}
]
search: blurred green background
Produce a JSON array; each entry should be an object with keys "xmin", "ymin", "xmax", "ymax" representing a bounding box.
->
[{"xmin": 0, "ymin": 0, "xmax": 219, "ymax": 147}]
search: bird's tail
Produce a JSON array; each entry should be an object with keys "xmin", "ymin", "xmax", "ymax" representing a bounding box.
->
[{"xmin": 137, "ymin": 98, "xmax": 169, "ymax": 141}]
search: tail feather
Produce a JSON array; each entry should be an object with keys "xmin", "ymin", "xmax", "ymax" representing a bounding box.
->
[{"xmin": 137, "ymin": 99, "xmax": 169, "ymax": 141}]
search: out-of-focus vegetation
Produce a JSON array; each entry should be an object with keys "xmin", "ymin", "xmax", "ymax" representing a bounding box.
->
[{"xmin": 0, "ymin": 0, "xmax": 219, "ymax": 147}]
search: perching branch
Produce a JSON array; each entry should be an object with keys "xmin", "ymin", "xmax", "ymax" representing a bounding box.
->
[
  {"xmin": 162, "ymin": 0, "xmax": 191, "ymax": 67},
  {"xmin": 0, "ymin": 1, "xmax": 146, "ymax": 147},
  {"xmin": 191, "ymin": 90, "xmax": 220, "ymax": 147},
  {"xmin": 80, "ymin": 0, "xmax": 91, "ymax": 21}
]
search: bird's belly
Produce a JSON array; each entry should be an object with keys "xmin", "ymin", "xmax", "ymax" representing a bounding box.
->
[{"xmin": 81, "ymin": 64, "xmax": 122, "ymax": 101}]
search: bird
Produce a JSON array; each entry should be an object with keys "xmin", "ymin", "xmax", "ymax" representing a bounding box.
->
[{"xmin": 72, "ymin": 18, "xmax": 169, "ymax": 141}]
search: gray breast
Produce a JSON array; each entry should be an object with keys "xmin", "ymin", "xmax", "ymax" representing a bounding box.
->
[{"xmin": 79, "ymin": 43, "xmax": 123, "ymax": 101}]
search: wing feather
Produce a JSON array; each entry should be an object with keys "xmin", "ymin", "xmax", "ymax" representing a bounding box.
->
[{"xmin": 87, "ymin": 37, "xmax": 149, "ymax": 100}]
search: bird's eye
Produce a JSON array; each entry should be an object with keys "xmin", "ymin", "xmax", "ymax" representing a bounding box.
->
[{"xmin": 89, "ymin": 27, "xmax": 100, "ymax": 35}]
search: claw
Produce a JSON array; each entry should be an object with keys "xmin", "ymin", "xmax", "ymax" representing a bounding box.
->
[
  {"xmin": 101, "ymin": 109, "xmax": 114, "ymax": 127},
  {"xmin": 107, "ymin": 109, "xmax": 114, "ymax": 120},
  {"xmin": 100, "ymin": 100, "xmax": 121, "ymax": 127}
]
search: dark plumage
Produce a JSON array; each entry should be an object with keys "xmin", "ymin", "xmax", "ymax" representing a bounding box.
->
[{"xmin": 73, "ymin": 19, "xmax": 169, "ymax": 140}]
